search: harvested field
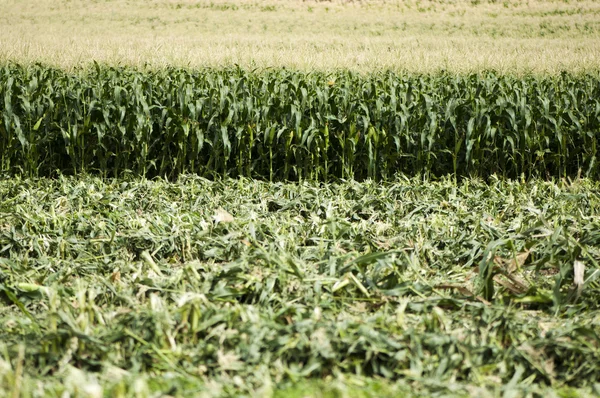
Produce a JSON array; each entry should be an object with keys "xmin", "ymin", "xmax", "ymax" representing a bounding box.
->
[
  {"xmin": 1, "ymin": 176, "xmax": 599, "ymax": 396},
  {"xmin": 1, "ymin": 0, "xmax": 599, "ymax": 73}
]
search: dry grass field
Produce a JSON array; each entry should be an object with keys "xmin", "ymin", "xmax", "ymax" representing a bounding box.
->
[{"xmin": 1, "ymin": 0, "xmax": 599, "ymax": 73}]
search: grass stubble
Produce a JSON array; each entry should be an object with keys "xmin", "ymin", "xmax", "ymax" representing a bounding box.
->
[
  {"xmin": 0, "ymin": 175, "xmax": 599, "ymax": 396},
  {"xmin": 1, "ymin": 0, "xmax": 600, "ymax": 74}
]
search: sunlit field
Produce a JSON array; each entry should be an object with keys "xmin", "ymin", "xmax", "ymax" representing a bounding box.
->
[
  {"xmin": 1, "ymin": 0, "xmax": 599, "ymax": 397},
  {"xmin": 1, "ymin": 0, "xmax": 600, "ymax": 73}
]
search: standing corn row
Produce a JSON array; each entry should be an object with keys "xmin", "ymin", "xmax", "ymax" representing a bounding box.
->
[{"xmin": 0, "ymin": 65, "xmax": 598, "ymax": 180}]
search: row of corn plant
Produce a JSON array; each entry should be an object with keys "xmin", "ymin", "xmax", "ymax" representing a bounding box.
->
[{"xmin": 0, "ymin": 64, "xmax": 598, "ymax": 180}]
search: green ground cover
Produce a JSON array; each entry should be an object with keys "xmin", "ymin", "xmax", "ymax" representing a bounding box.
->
[{"xmin": 0, "ymin": 175, "xmax": 599, "ymax": 396}]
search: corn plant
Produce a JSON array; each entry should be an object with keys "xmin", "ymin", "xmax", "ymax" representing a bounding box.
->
[{"xmin": 0, "ymin": 65, "xmax": 598, "ymax": 180}]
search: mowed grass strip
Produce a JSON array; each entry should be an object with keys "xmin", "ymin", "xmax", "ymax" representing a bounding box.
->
[
  {"xmin": 0, "ymin": 175, "xmax": 599, "ymax": 396},
  {"xmin": 1, "ymin": 65, "xmax": 599, "ymax": 180}
]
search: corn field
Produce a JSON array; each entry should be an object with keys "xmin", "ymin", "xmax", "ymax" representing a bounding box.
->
[
  {"xmin": 1, "ymin": 65, "xmax": 598, "ymax": 180},
  {"xmin": 2, "ymin": 63, "xmax": 600, "ymax": 397}
]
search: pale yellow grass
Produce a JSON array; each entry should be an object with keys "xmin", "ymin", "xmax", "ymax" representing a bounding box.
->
[{"xmin": 0, "ymin": 0, "xmax": 599, "ymax": 73}]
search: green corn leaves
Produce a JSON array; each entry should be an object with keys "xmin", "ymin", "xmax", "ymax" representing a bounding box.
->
[{"xmin": 0, "ymin": 65, "xmax": 598, "ymax": 180}]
